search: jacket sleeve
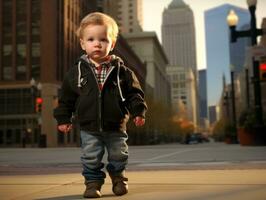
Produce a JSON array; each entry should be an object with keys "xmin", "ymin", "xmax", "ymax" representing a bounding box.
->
[
  {"xmin": 53, "ymin": 72, "xmax": 78, "ymax": 125},
  {"xmin": 124, "ymin": 69, "xmax": 147, "ymax": 118}
]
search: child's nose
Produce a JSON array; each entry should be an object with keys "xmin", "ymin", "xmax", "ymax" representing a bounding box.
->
[{"xmin": 94, "ymin": 40, "xmax": 101, "ymax": 47}]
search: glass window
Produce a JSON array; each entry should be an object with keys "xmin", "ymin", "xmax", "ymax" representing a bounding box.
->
[
  {"xmin": 0, "ymin": 88, "xmax": 34, "ymax": 115},
  {"xmin": 16, "ymin": 0, "xmax": 27, "ymax": 80},
  {"xmin": 2, "ymin": 0, "xmax": 13, "ymax": 80},
  {"xmin": 31, "ymin": 0, "xmax": 41, "ymax": 79}
]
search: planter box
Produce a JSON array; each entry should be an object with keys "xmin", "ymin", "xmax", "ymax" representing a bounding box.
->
[{"xmin": 237, "ymin": 127, "xmax": 255, "ymax": 146}]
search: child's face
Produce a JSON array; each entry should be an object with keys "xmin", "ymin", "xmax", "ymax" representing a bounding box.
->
[{"xmin": 80, "ymin": 25, "xmax": 115, "ymax": 65}]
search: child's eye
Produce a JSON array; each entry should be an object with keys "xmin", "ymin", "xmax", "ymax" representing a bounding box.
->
[
  {"xmin": 101, "ymin": 38, "xmax": 108, "ymax": 42},
  {"xmin": 87, "ymin": 38, "xmax": 94, "ymax": 41}
]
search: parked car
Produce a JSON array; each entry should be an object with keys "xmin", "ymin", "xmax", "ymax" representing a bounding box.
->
[{"xmin": 184, "ymin": 133, "xmax": 209, "ymax": 144}]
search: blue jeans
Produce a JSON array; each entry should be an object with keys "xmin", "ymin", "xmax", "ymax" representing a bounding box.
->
[{"xmin": 80, "ymin": 130, "xmax": 128, "ymax": 182}]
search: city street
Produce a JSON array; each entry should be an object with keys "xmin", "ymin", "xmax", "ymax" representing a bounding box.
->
[{"xmin": 0, "ymin": 142, "xmax": 266, "ymax": 199}]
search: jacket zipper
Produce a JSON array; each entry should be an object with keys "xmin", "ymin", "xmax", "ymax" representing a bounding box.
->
[
  {"xmin": 87, "ymin": 63, "xmax": 115, "ymax": 132},
  {"xmin": 98, "ymin": 92, "xmax": 102, "ymax": 132},
  {"xmin": 99, "ymin": 66, "xmax": 115, "ymax": 132}
]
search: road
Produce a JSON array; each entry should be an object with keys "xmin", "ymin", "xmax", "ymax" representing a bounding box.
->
[
  {"xmin": 1, "ymin": 142, "xmax": 266, "ymax": 200},
  {"xmin": 0, "ymin": 142, "xmax": 266, "ymax": 174}
]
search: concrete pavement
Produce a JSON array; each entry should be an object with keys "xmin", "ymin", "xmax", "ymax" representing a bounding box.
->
[
  {"xmin": 1, "ymin": 169, "xmax": 266, "ymax": 200},
  {"xmin": 1, "ymin": 143, "xmax": 266, "ymax": 199}
]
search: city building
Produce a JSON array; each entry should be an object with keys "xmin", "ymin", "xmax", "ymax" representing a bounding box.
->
[
  {"xmin": 162, "ymin": 0, "xmax": 197, "ymax": 73},
  {"xmin": 123, "ymin": 32, "xmax": 171, "ymax": 107},
  {"xmin": 198, "ymin": 69, "xmax": 208, "ymax": 129},
  {"xmin": 205, "ymin": 4, "xmax": 250, "ymax": 108},
  {"xmin": 103, "ymin": 0, "xmax": 143, "ymax": 33},
  {"xmin": 166, "ymin": 66, "xmax": 197, "ymax": 126},
  {"xmin": 209, "ymin": 105, "xmax": 219, "ymax": 127},
  {"xmin": 162, "ymin": 0, "xmax": 198, "ymax": 127}
]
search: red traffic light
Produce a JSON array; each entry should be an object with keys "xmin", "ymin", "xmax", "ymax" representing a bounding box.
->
[
  {"xmin": 36, "ymin": 97, "xmax": 43, "ymax": 104},
  {"xmin": 35, "ymin": 97, "xmax": 43, "ymax": 113},
  {"xmin": 260, "ymin": 63, "xmax": 266, "ymax": 70},
  {"xmin": 260, "ymin": 63, "xmax": 266, "ymax": 81}
]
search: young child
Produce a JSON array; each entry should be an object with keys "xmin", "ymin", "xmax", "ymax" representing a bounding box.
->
[{"xmin": 54, "ymin": 12, "xmax": 147, "ymax": 198}]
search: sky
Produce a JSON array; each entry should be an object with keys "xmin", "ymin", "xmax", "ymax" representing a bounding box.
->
[{"xmin": 142, "ymin": 0, "xmax": 266, "ymax": 70}]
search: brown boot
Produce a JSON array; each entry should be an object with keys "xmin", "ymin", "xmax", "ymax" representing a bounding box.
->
[
  {"xmin": 83, "ymin": 181, "xmax": 103, "ymax": 198},
  {"xmin": 110, "ymin": 173, "xmax": 128, "ymax": 196}
]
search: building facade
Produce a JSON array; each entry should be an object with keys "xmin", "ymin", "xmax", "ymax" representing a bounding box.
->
[
  {"xmin": 162, "ymin": 0, "xmax": 198, "ymax": 127},
  {"xmin": 198, "ymin": 69, "xmax": 208, "ymax": 129},
  {"xmin": 104, "ymin": 0, "xmax": 143, "ymax": 33},
  {"xmin": 162, "ymin": 0, "xmax": 197, "ymax": 72},
  {"xmin": 166, "ymin": 66, "xmax": 197, "ymax": 126},
  {"xmin": 123, "ymin": 32, "xmax": 171, "ymax": 107}
]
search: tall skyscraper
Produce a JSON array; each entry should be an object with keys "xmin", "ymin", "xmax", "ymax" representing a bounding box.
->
[
  {"xmin": 162, "ymin": 0, "xmax": 198, "ymax": 126},
  {"xmin": 104, "ymin": 0, "xmax": 143, "ymax": 33},
  {"xmin": 205, "ymin": 4, "xmax": 250, "ymax": 107},
  {"xmin": 162, "ymin": 0, "xmax": 197, "ymax": 72},
  {"xmin": 198, "ymin": 69, "xmax": 208, "ymax": 128}
]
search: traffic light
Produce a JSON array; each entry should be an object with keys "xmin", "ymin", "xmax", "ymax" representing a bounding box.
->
[
  {"xmin": 35, "ymin": 97, "xmax": 43, "ymax": 113},
  {"xmin": 260, "ymin": 63, "xmax": 266, "ymax": 82}
]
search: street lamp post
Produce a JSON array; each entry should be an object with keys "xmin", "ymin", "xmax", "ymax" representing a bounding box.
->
[
  {"xmin": 227, "ymin": 0, "xmax": 264, "ymax": 125},
  {"xmin": 30, "ymin": 78, "xmax": 42, "ymax": 97},
  {"xmin": 230, "ymin": 65, "xmax": 237, "ymax": 136},
  {"xmin": 245, "ymin": 67, "xmax": 250, "ymax": 108}
]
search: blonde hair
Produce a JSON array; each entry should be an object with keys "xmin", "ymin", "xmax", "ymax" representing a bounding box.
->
[{"xmin": 76, "ymin": 12, "xmax": 119, "ymax": 42}]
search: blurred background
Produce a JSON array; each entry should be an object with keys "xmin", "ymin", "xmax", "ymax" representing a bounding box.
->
[{"xmin": 0, "ymin": 0, "xmax": 265, "ymax": 148}]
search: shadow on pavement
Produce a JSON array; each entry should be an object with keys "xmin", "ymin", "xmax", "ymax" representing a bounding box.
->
[
  {"xmin": 36, "ymin": 195, "xmax": 82, "ymax": 200},
  {"xmin": 36, "ymin": 194, "xmax": 115, "ymax": 200}
]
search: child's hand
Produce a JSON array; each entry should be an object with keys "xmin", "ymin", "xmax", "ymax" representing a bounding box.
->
[
  {"xmin": 58, "ymin": 124, "xmax": 72, "ymax": 133},
  {"xmin": 133, "ymin": 116, "xmax": 145, "ymax": 127}
]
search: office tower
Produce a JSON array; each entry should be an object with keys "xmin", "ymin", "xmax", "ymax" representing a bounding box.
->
[
  {"xmin": 209, "ymin": 105, "xmax": 219, "ymax": 126},
  {"xmin": 198, "ymin": 69, "xmax": 208, "ymax": 128},
  {"xmin": 104, "ymin": 0, "xmax": 143, "ymax": 33},
  {"xmin": 205, "ymin": 4, "xmax": 250, "ymax": 107},
  {"xmin": 162, "ymin": 0, "xmax": 197, "ymax": 72},
  {"xmin": 162, "ymin": 0, "xmax": 198, "ymax": 126}
]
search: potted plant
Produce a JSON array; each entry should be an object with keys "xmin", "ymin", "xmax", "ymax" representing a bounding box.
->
[
  {"xmin": 224, "ymin": 122, "xmax": 237, "ymax": 144},
  {"xmin": 237, "ymin": 109, "xmax": 256, "ymax": 146}
]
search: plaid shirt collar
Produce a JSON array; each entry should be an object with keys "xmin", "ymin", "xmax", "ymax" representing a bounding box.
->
[{"xmin": 89, "ymin": 56, "xmax": 113, "ymax": 90}]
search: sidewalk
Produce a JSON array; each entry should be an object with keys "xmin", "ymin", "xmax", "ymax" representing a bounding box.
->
[{"xmin": 1, "ymin": 169, "xmax": 266, "ymax": 200}]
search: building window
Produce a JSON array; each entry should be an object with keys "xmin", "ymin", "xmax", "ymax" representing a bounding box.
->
[
  {"xmin": 172, "ymin": 82, "xmax": 178, "ymax": 88},
  {"xmin": 16, "ymin": 0, "xmax": 27, "ymax": 80},
  {"xmin": 2, "ymin": 0, "xmax": 13, "ymax": 80},
  {"xmin": 31, "ymin": 0, "xmax": 41, "ymax": 79},
  {"xmin": 0, "ymin": 88, "xmax": 33, "ymax": 115}
]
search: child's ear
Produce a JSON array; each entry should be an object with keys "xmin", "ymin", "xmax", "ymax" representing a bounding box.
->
[
  {"xmin": 80, "ymin": 39, "xmax": 86, "ymax": 50},
  {"xmin": 110, "ymin": 41, "xmax": 116, "ymax": 51}
]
